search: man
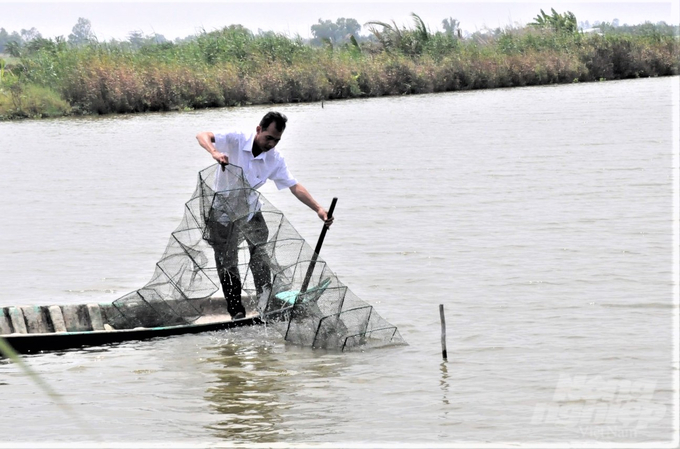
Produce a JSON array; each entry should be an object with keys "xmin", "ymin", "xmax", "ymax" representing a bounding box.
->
[{"xmin": 196, "ymin": 111, "xmax": 333, "ymax": 319}]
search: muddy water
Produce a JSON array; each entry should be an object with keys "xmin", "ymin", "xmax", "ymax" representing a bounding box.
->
[{"xmin": 0, "ymin": 76, "xmax": 677, "ymax": 445}]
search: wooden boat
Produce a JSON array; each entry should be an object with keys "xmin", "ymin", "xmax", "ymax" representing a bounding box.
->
[{"xmin": 0, "ymin": 295, "xmax": 268, "ymax": 354}]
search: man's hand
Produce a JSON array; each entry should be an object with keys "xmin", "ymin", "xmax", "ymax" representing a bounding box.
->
[
  {"xmin": 318, "ymin": 208, "xmax": 334, "ymax": 228},
  {"xmin": 212, "ymin": 151, "xmax": 229, "ymax": 170},
  {"xmin": 196, "ymin": 131, "xmax": 229, "ymax": 170}
]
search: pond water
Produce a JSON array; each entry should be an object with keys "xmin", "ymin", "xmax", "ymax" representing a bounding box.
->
[{"xmin": 0, "ymin": 76, "xmax": 677, "ymax": 446}]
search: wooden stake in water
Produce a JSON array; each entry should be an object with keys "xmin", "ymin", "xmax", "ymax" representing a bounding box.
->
[{"xmin": 439, "ymin": 304, "xmax": 447, "ymax": 360}]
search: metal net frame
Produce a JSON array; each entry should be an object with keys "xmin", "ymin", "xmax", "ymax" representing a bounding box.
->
[{"xmin": 112, "ymin": 164, "xmax": 405, "ymax": 351}]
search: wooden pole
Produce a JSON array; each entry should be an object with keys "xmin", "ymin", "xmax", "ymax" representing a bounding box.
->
[
  {"xmin": 439, "ymin": 304, "xmax": 447, "ymax": 360},
  {"xmin": 284, "ymin": 198, "xmax": 337, "ymax": 341},
  {"xmin": 299, "ymin": 197, "xmax": 338, "ymax": 295}
]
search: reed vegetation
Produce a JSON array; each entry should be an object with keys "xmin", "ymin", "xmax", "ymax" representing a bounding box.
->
[{"xmin": 1, "ymin": 14, "xmax": 678, "ymax": 120}]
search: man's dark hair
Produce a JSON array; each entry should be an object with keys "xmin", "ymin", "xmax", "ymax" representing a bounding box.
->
[{"xmin": 260, "ymin": 111, "xmax": 288, "ymax": 132}]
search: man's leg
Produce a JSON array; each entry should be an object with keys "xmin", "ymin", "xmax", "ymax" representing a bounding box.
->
[
  {"xmin": 210, "ymin": 221, "xmax": 246, "ymax": 318},
  {"xmin": 246, "ymin": 212, "xmax": 272, "ymax": 296}
]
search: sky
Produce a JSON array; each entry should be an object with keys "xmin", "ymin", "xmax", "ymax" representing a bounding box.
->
[{"xmin": 2, "ymin": 1, "xmax": 679, "ymax": 42}]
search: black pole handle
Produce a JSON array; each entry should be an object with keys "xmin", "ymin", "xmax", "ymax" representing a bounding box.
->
[{"xmin": 300, "ymin": 197, "xmax": 337, "ymax": 295}]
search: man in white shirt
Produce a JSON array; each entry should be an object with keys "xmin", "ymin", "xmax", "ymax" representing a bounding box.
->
[{"xmin": 196, "ymin": 111, "xmax": 333, "ymax": 319}]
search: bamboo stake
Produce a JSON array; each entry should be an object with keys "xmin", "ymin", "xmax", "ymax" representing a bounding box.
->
[{"xmin": 439, "ymin": 304, "xmax": 447, "ymax": 360}]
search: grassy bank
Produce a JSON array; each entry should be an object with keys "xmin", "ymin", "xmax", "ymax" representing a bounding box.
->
[{"xmin": 1, "ymin": 18, "xmax": 678, "ymax": 120}]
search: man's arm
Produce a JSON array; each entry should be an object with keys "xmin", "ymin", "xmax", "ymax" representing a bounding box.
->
[
  {"xmin": 290, "ymin": 183, "xmax": 334, "ymax": 227},
  {"xmin": 196, "ymin": 131, "xmax": 229, "ymax": 165}
]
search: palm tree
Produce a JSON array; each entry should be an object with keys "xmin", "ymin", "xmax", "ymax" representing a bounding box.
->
[
  {"xmin": 366, "ymin": 12, "xmax": 431, "ymax": 55},
  {"xmin": 530, "ymin": 8, "xmax": 578, "ymax": 34}
]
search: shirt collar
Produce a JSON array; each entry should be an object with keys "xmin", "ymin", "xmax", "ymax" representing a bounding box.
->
[{"xmin": 241, "ymin": 133, "xmax": 271, "ymax": 160}]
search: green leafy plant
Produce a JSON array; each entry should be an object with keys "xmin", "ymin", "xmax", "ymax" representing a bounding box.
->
[{"xmin": 530, "ymin": 8, "xmax": 578, "ymax": 34}]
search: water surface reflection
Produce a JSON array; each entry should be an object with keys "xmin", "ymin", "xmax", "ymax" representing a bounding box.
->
[{"xmin": 203, "ymin": 330, "xmax": 351, "ymax": 443}]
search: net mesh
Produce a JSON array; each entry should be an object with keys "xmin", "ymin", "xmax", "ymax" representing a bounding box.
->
[{"xmin": 112, "ymin": 164, "xmax": 405, "ymax": 351}]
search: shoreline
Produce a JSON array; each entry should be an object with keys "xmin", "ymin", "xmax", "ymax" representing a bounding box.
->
[{"xmin": 2, "ymin": 72, "xmax": 678, "ymax": 122}]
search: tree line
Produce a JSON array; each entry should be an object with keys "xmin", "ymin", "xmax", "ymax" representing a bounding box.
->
[
  {"xmin": 4, "ymin": 11, "xmax": 676, "ymax": 55},
  {"xmin": 1, "ymin": 10, "xmax": 678, "ymax": 120},
  {"xmin": 0, "ymin": 18, "xmax": 174, "ymax": 55}
]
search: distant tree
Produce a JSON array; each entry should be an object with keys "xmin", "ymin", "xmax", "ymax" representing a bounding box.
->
[
  {"xmin": 311, "ymin": 19, "xmax": 337, "ymax": 43},
  {"xmin": 123, "ymin": 30, "xmax": 170, "ymax": 50},
  {"xmin": 127, "ymin": 30, "xmax": 147, "ymax": 49},
  {"xmin": 0, "ymin": 29, "xmax": 25, "ymax": 56},
  {"xmin": 152, "ymin": 33, "xmax": 168, "ymax": 44},
  {"xmin": 338, "ymin": 18, "xmax": 361, "ymax": 38},
  {"xmin": 20, "ymin": 27, "xmax": 41, "ymax": 42},
  {"xmin": 596, "ymin": 21, "xmax": 615, "ymax": 33},
  {"xmin": 173, "ymin": 34, "xmax": 197, "ymax": 44},
  {"xmin": 442, "ymin": 17, "xmax": 461, "ymax": 38},
  {"xmin": 602, "ymin": 21, "xmax": 678, "ymax": 37},
  {"xmin": 0, "ymin": 28, "xmax": 10, "ymax": 53},
  {"xmin": 311, "ymin": 18, "xmax": 361, "ymax": 45},
  {"xmin": 68, "ymin": 17, "xmax": 96, "ymax": 46}
]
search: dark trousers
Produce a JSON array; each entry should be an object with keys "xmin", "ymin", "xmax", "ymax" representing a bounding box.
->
[{"xmin": 208, "ymin": 212, "xmax": 271, "ymax": 317}]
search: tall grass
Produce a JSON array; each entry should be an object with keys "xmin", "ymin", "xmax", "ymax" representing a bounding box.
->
[
  {"xmin": 1, "ymin": 21, "xmax": 678, "ymax": 120},
  {"xmin": 0, "ymin": 338, "xmax": 97, "ymax": 437}
]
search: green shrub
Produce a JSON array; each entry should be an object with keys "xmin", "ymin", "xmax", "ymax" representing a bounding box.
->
[{"xmin": 0, "ymin": 82, "xmax": 71, "ymax": 119}]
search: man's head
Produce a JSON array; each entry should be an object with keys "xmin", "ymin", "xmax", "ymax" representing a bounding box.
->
[
  {"xmin": 254, "ymin": 111, "xmax": 287, "ymax": 152},
  {"xmin": 260, "ymin": 111, "xmax": 287, "ymax": 132}
]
